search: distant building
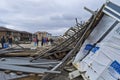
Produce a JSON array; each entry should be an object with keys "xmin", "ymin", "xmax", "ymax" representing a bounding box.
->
[
  {"xmin": 0, "ymin": 26, "xmax": 32, "ymax": 42},
  {"xmin": 19, "ymin": 31, "xmax": 32, "ymax": 41},
  {"xmin": 35, "ymin": 31, "xmax": 52, "ymax": 40}
]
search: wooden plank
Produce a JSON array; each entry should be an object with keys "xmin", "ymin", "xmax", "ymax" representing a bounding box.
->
[{"xmin": 53, "ymin": 53, "xmax": 59, "ymax": 58}]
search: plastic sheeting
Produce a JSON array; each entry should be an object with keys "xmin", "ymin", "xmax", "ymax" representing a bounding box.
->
[
  {"xmin": 73, "ymin": 14, "xmax": 120, "ymax": 80},
  {"xmin": 73, "ymin": 14, "xmax": 116, "ymax": 64}
]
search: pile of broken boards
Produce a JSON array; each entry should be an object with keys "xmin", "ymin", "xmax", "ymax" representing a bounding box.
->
[
  {"xmin": 0, "ymin": 20, "xmax": 90, "ymax": 80},
  {"xmin": 0, "ymin": 2, "xmax": 107, "ymax": 80},
  {"xmin": 0, "ymin": 6, "xmax": 105, "ymax": 79},
  {"xmin": 70, "ymin": 2, "xmax": 120, "ymax": 80}
]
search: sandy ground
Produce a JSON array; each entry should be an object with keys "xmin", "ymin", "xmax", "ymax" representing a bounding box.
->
[
  {"xmin": 44, "ymin": 70, "xmax": 84, "ymax": 80},
  {"xmin": 17, "ymin": 70, "xmax": 83, "ymax": 80}
]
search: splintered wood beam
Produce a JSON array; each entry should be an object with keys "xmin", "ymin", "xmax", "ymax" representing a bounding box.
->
[
  {"xmin": 84, "ymin": 7, "xmax": 96, "ymax": 15},
  {"xmin": 54, "ymin": 53, "xmax": 59, "ymax": 58},
  {"xmin": 48, "ymin": 56, "xmax": 53, "ymax": 59}
]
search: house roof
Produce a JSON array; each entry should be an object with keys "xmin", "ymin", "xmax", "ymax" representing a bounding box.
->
[
  {"xmin": 0, "ymin": 26, "xmax": 18, "ymax": 32},
  {"xmin": 0, "ymin": 26, "xmax": 32, "ymax": 34},
  {"xmin": 20, "ymin": 31, "xmax": 32, "ymax": 34},
  {"xmin": 0, "ymin": 27, "xmax": 9, "ymax": 31}
]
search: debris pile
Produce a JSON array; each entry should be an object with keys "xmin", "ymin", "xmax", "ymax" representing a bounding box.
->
[{"xmin": 0, "ymin": 1, "xmax": 119, "ymax": 80}]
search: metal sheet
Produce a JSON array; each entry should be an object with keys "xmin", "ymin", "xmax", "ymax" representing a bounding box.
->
[
  {"xmin": 0, "ymin": 63, "xmax": 60, "ymax": 74},
  {"xmin": 0, "ymin": 72, "xmax": 27, "ymax": 80},
  {"xmin": 0, "ymin": 58, "xmax": 60, "ymax": 65}
]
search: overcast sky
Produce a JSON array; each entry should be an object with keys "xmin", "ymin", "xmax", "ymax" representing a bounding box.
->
[{"xmin": 0, "ymin": 0, "xmax": 119, "ymax": 36}]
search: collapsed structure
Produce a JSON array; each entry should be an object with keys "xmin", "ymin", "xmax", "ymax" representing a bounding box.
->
[
  {"xmin": 70, "ymin": 1, "xmax": 120, "ymax": 80},
  {"xmin": 0, "ymin": 1, "xmax": 119, "ymax": 80}
]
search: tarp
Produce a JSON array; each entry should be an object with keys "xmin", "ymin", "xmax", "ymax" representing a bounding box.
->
[
  {"xmin": 73, "ymin": 2, "xmax": 120, "ymax": 80},
  {"xmin": 73, "ymin": 14, "xmax": 116, "ymax": 64}
]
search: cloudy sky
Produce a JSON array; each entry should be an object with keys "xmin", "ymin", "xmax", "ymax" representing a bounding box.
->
[{"xmin": 0, "ymin": 0, "xmax": 119, "ymax": 36}]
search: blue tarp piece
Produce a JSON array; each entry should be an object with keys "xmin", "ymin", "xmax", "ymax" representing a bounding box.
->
[
  {"xmin": 110, "ymin": 60, "xmax": 120, "ymax": 75},
  {"xmin": 84, "ymin": 44, "xmax": 100, "ymax": 53},
  {"xmin": 3, "ymin": 43, "xmax": 9, "ymax": 48},
  {"xmin": 91, "ymin": 47, "xmax": 100, "ymax": 53},
  {"xmin": 84, "ymin": 44, "xmax": 93, "ymax": 50}
]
